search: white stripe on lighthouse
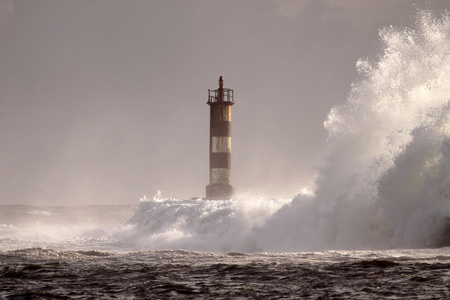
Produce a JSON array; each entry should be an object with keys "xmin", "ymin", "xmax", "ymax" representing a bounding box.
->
[
  {"xmin": 211, "ymin": 136, "xmax": 231, "ymax": 153},
  {"xmin": 211, "ymin": 168, "xmax": 230, "ymax": 184},
  {"xmin": 220, "ymin": 106, "xmax": 231, "ymax": 121}
]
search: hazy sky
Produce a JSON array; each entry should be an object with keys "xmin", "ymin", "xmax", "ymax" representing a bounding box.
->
[{"xmin": 1, "ymin": 0, "xmax": 449, "ymax": 205}]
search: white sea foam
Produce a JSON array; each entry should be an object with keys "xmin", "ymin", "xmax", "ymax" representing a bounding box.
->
[
  {"xmin": 26, "ymin": 210, "xmax": 53, "ymax": 216},
  {"xmin": 115, "ymin": 193, "xmax": 291, "ymax": 252},
  {"xmin": 0, "ymin": 205, "xmax": 133, "ymax": 251},
  {"xmin": 256, "ymin": 10, "xmax": 450, "ymax": 251}
]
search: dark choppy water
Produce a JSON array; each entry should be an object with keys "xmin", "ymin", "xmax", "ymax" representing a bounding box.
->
[
  {"xmin": 2, "ymin": 248, "xmax": 450, "ymax": 299},
  {"xmin": 2, "ymin": 200, "xmax": 450, "ymax": 298}
]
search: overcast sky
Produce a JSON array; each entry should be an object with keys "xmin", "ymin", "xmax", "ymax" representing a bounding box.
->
[{"xmin": 1, "ymin": 0, "xmax": 449, "ymax": 205}]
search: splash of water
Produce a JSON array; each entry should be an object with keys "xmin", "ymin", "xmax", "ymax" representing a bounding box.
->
[
  {"xmin": 116, "ymin": 193, "xmax": 291, "ymax": 252},
  {"xmin": 256, "ymin": 9, "xmax": 450, "ymax": 251},
  {"xmin": 124, "ymin": 10, "xmax": 450, "ymax": 252}
]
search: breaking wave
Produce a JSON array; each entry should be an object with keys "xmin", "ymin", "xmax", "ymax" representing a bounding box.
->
[
  {"xmin": 123, "ymin": 10, "xmax": 450, "ymax": 252},
  {"xmin": 115, "ymin": 192, "xmax": 291, "ymax": 252}
]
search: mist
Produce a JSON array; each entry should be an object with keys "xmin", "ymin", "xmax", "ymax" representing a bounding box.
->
[{"xmin": 1, "ymin": 0, "xmax": 449, "ymax": 205}]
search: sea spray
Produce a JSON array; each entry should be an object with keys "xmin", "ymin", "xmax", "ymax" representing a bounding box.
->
[
  {"xmin": 119, "ymin": 192, "xmax": 291, "ymax": 252},
  {"xmin": 123, "ymin": 10, "xmax": 450, "ymax": 252},
  {"xmin": 0, "ymin": 205, "xmax": 133, "ymax": 251},
  {"xmin": 256, "ymin": 10, "xmax": 450, "ymax": 251}
]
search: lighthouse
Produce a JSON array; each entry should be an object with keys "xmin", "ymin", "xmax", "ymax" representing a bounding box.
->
[{"xmin": 206, "ymin": 76, "xmax": 234, "ymax": 200}]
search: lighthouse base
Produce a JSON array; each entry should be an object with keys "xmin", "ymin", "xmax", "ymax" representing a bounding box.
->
[{"xmin": 205, "ymin": 183, "xmax": 234, "ymax": 200}]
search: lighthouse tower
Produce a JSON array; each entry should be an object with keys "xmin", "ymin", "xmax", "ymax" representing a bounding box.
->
[{"xmin": 206, "ymin": 76, "xmax": 234, "ymax": 200}]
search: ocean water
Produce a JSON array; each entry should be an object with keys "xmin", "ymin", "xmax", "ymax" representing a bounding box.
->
[
  {"xmin": 2, "ymin": 204, "xmax": 450, "ymax": 298},
  {"xmin": 3, "ymin": 9, "xmax": 450, "ymax": 299}
]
